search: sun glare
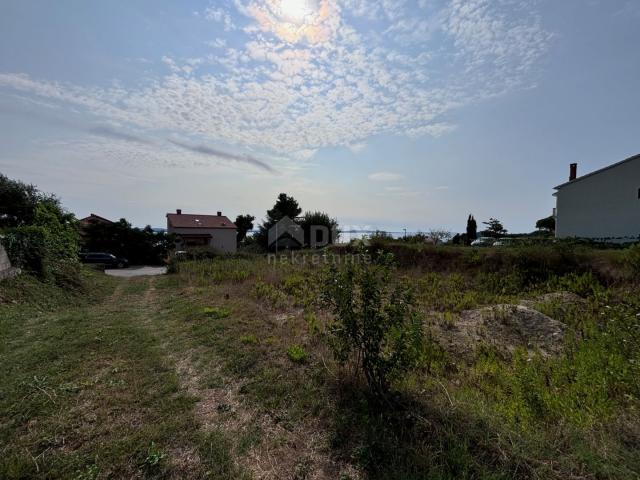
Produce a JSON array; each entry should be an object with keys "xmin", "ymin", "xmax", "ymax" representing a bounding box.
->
[{"xmin": 278, "ymin": 0, "xmax": 314, "ymax": 24}]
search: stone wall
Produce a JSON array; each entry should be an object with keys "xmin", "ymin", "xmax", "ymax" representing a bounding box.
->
[{"xmin": 0, "ymin": 242, "xmax": 19, "ymax": 280}]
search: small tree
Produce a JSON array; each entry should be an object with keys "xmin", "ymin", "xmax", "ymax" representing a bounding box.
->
[
  {"xmin": 323, "ymin": 255, "xmax": 424, "ymax": 397},
  {"xmin": 482, "ymin": 218, "xmax": 507, "ymax": 238},
  {"xmin": 535, "ymin": 215, "xmax": 555, "ymax": 233},
  {"xmin": 235, "ymin": 214, "xmax": 255, "ymax": 244},
  {"xmin": 466, "ymin": 215, "xmax": 477, "ymax": 244},
  {"xmin": 427, "ymin": 229, "xmax": 452, "ymax": 245}
]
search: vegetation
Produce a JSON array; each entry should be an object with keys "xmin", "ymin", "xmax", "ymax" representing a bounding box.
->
[
  {"xmin": 323, "ymin": 253, "xmax": 424, "ymax": 397},
  {"xmin": 536, "ymin": 214, "xmax": 556, "ymax": 232},
  {"xmin": 234, "ymin": 214, "xmax": 255, "ymax": 244},
  {"xmin": 255, "ymin": 193, "xmax": 339, "ymax": 250},
  {"xmin": 481, "ymin": 217, "xmax": 508, "ymax": 237},
  {"xmin": 82, "ymin": 219, "xmax": 174, "ymax": 265},
  {"xmin": 299, "ymin": 210, "xmax": 339, "ymax": 247},
  {"xmin": 1, "ymin": 174, "xmax": 79, "ymax": 283},
  {"xmin": 466, "ymin": 214, "xmax": 478, "ymax": 243},
  {"xmin": 2, "ymin": 175, "xmax": 640, "ymax": 478}
]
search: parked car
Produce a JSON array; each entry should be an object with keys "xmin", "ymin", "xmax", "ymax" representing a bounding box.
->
[
  {"xmin": 492, "ymin": 238, "xmax": 514, "ymax": 247},
  {"xmin": 79, "ymin": 252, "xmax": 129, "ymax": 269},
  {"xmin": 471, "ymin": 237, "xmax": 494, "ymax": 247}
]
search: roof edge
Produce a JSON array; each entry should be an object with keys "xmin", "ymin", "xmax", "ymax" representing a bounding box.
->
[{"xmin": 554, "ymin": 153, "xmax": 640, "ymax": 190}]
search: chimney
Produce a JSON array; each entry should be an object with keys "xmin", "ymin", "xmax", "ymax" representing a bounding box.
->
[
  {"xmin": 217, "ymin": 211, "xmax": 222, "ymax": 216},
  {"xmin": 569, "ymin": 163, "xmax": 577, "ymax": 181},
  {"xmin": 176, "ymin": 209, "xmax": 182, "ymax": 215}
]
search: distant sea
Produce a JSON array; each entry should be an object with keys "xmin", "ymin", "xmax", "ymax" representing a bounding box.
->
[{"xmin": 150, "ymin": 227, "xmax": 429, "ymax": 241}]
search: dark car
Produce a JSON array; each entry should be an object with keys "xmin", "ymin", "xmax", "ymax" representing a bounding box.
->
[{"xmin": 79, "ymin": 252, "xmax": 129, "ymax": 269}]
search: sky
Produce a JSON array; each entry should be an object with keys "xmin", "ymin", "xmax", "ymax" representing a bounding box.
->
[{"xmin": 0, "ymin": 0, "xmax": 639, "ymax": 234}]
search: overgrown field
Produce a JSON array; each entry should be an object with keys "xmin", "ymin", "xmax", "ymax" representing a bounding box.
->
[{"xmin": 1, "ymin": 245, "xmax": 639, "ymax": 479}]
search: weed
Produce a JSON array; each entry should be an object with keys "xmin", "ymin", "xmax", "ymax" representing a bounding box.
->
[
  {"xmin": 142, "ymin": 441, "xmax": 167, "ymax": 469},
  {"xmin": 287, "ymin": 344, "xmax": 309, "ymax": 363},
  {"xmin": 240, "ymin": 334, "xmax": 259, "ymax": 344},
  {"xmin": 73, "ymin": 464, "xmax": 100, "ymax": 480},
  {"xmin": 203, "ymin": 306, "xmax": 231, "ymax": 319},
  {"xmin": 304, "ymin": 311, "xmax": 321, "ymax": 335},
  {"xmin": 253, "ymin": 281, "xmax": 287, "ymax": 307}
]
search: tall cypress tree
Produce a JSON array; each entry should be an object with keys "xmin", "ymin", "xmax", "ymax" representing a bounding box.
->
[{"xmin": 466, "ymin": 214, "xmax": 477, "ymax": 243}]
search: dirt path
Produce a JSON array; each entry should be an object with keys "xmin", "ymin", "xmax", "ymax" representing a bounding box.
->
[{"xmin": 132, "ymin": 278, "xmax": 356, "ymax": 480}]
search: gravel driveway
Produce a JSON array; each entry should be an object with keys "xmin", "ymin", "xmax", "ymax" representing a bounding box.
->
[{"xmin": 105, "ymin": 266, "xmax": 167, "ymax": 277}]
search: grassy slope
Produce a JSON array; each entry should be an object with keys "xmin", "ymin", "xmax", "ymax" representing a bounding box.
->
[{"xmin": 1, "ymin": 253, "xmax": 639, "ymax": 479}]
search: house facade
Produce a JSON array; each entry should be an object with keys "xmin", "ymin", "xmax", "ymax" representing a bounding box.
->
[
  {"xmin": 166, "ymin": 209, "xmax": 237, "ymax": 253},
  {"xmin": 554, "ymin": 154, "xmax": 640, "ymax": 242}
]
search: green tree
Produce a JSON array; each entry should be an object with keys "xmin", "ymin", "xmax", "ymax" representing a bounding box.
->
[
  {"xmin": 235, "ymin": 214, "xmax": 255, "ymax": 244},
  {"xmin": 536, "ymin": 215, "xmax": 556, "ymax": 233},
  {"xmin": 466, "ymin": 214, "xmax": 477, "ymax": 244},
  {"xmin": 299, "ymin": 211, "xmax": 339, "ymax": 247},
  {"xmin": 256, "ymin": 193, "xmax": 302, "ymax": 249},
  {"xmin": 0, "ymin": 174, "xmax": 59, "ymax": 228},
  {"xmin": 266, "ymin": 193, "xmax": 301, "ymax": 222},
  {"xmin": 482, "ymin": 218, "xmax": 507, "ymax": 238}
]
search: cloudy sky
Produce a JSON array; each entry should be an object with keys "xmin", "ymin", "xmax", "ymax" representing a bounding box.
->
[{"xmin": 1, "ymin": 0, "xmax": 639, "ymax": 233}]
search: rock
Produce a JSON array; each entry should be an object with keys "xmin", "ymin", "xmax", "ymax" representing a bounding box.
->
[{"xmin": 430, "ymin": 304, "xmax": 567, "ymax": 358}]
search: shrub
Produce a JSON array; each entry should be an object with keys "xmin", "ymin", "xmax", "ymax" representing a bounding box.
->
[
  {"xmin": 624, "ymin": 243, "xmax": 640, "ymax": 278},
  {"xmin": 287, "ymin": 345, "xmax": 309, "ymax": 363},
  {"xmin": 3, "ymin": 199, "xmax": 80, "ymax": 281},
  {"xmin": 322, "ymin": 255, "xmax": 424, "ymax": 397}
]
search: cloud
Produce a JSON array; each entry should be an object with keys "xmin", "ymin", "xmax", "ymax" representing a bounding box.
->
[
  {"xmin": 368, "ymin": 171, "xmax": 404, "ymax": 181},
  {"xmin": 347, "ymin": 142, "xmax": 366, "ymax": 153},
  {"xmin": 0, "ymin": 0, "xmax": 551, "ymax": 166},
  {"xmin": 202, "ymin": 6, "xmax": 236, "ymax": 30},
  {"xmin": 168, "ymin": 139, "xmax": 274, "ymax": 172},
  {"xmin": 87, "ymin": 125, "xmax": 152, "ymax": 145}
]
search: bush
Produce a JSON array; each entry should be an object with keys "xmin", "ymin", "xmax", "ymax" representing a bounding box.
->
[
  {"xmin": 323, "ymin": 255, "xmax": 424, "ymax": 397},
  {"xmin": 3, "ymin": 202, "xmax": 80, "ymax": 283},
  {"xmin": 624, "ymin": 243, "xmax": 640, "ymax": 278}
]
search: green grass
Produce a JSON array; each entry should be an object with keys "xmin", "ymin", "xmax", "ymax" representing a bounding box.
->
[{"xmin": 1, "ymin": 248, "xmax": 639, "ymax": 479}]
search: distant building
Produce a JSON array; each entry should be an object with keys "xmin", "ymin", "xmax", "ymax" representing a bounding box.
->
[
  {"xmin": 554, "ymin": 154, "xmax": 640, "ymax": 242},
  {"xmin": 79, "ymin": 213, "xmax": 114, "ymax": 228},
  {"xmin": 78, "ymin": 213, "xmax": 114, "ymax": 241},
  {"xmin": 166, "ymin": 209, "xmax": 237, "ymax": 253}
]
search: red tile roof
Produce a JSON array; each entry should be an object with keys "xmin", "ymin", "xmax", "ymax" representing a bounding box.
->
[
  {"xmin": 80, "ymin": 213, "xmax": 113, "ymax": 225},
  {"xmin": 166, "ymin": 213, "xmax": 236, "ymax": 229}
]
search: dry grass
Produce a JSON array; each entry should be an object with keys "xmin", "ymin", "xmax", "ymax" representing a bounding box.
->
[{"xmin": 1, "ymin": 250, "xmax": 639, "ymax": 479}]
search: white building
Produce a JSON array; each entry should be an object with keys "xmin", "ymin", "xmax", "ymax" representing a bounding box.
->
[
  {"xmin": 166, "ymin": 209, "xmax": 237, "ymax": 253},
  {"xmin": 554, "ymin": 154, "xmax": 640, "ymax": 242}
]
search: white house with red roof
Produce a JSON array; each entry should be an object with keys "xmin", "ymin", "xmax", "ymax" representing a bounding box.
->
[{"xmin": 166, "ymin": 209, "xmax": 237, "ymax": 253}]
